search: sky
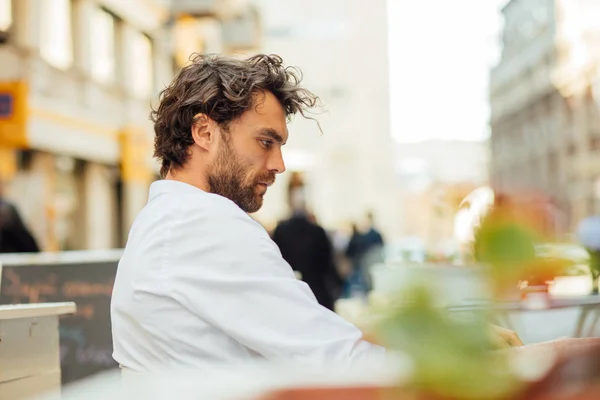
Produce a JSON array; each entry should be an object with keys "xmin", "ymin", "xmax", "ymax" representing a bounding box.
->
[{"xmin": 387, "ymin": 0, "xmax": 511, "ymax": 143}]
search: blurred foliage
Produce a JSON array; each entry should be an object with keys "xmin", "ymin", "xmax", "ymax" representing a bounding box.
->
[
  {"xmin": 472, "ymin": 197, "xmax": 573, "ymax": 295},
  {"xmin": 374, "ymin": 284, "xmax": 521, "ymax": 399},
  {"xmin": 370, "ymin": 194, "xmax": 575, "ymax": 399},
  {"xmin": 589, "ymin": 251, "xmax": 600, "ymax": 293}
]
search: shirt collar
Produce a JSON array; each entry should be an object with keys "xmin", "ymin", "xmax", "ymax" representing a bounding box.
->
[{"xmin": 148, "ymin": 180, "xmax": 208, "ymax": 202}]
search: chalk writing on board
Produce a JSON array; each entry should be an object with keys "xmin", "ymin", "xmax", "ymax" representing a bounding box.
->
[
  {"xmin": 62, "ymin": 281, "xmax": 113, "ymax": 297},
  {"xmin": 60, "ymin": 343, "xmax": 115, "ymax": 367},
  {"xmin": 0, "ymin": 261, "xmax": 120, "ymax": 384},
  {"xmin": 76, "ymin": 345, "xmax": 115, "ymax": 366},
  {"xmin": 61, "ymin": 344, "xmax": 69, "ymax": 364},
  {"xmin": 60, "ymin": 325, "xmax": 87, "ymax": 347},
  {"xmin": 1, "ymin": 269, "xmax": 58, "ymax": 303},
  {"xmin": 73, "ymin": 303, "xmax": 96, "ymax": 320},
  {"xmin": 1, "ymin": 269, "xmax": 114, "ymax": 303}
]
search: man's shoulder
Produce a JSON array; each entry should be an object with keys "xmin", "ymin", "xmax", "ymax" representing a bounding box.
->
[
  {"xmin": 149, "ymin": 181, "xmax": 246, "ymax": 218},
  {"xmin": 144, "ymin": 181, "xmax": 266, "ymax": 239},
  {"xmin": 175, "ymin": 189, "xmax": 244, "ymax": 217},
  {"xmin": 177, "ymin": 191, "xmax": 261, "ymax": 230}
]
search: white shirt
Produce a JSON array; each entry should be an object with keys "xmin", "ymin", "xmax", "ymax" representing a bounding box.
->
[{"xmin": 111, "ymin": 180, "xmax": 387, "ymax": 371}]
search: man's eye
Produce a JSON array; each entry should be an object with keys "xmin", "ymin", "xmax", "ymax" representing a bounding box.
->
[{"xmin": 260, "ymin": 140, "xmax": 273, "ymax": 148}]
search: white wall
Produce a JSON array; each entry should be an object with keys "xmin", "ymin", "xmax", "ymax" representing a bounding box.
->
[{"xmin": 251, "ymin": 0, "xmax": 399, "ymax": 237}]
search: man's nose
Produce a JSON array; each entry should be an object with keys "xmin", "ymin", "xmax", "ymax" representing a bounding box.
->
[{"xmin": 268, "ymin": 147, "xmax": 286, "ymax": 174}]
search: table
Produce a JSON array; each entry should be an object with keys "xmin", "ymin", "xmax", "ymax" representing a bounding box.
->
[
  {"xmin": 447, "ymin": 295, "xmax": 600, "ymax": 337},
  {"xmin": 0, "ymin": 302, "xmax": 76, "ymax": 399},
  {"xmin": 0, "ymin": 250, "xmax": 121, "ymax": 384}
]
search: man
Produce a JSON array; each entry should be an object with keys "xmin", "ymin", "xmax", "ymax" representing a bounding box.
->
[
  {"xmin": 111, "ymin": 54, "xmax": 520, "ymax": 372},
  {"xmin": 111, "ymin": 54, "xmax": 388, "ymax": 372},
  {"xmin": 272, "ymin": 177, "xmax": 342, "ymax": 311}
]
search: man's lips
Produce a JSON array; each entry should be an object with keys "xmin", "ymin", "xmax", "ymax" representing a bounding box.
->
[{"xmin": 257, "ymin": 180, "xmax": 275, "ymax": 187}]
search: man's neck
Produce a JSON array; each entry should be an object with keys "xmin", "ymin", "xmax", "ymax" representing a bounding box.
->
[{"xmin": 165, "ymin": 168, "xmax": 210, "ymax": 193}]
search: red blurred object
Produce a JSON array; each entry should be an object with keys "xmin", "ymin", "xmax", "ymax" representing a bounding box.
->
[
  {"xmin": 514, "ymin": 338, "xmax": 600, "ymax": 400},
  {"xmin": 259, "ymin": 387, "xmax": 393, "ymax": 400},
  {"xmin": 259, "ymin": 387, "xmax": 454, "ymax": 400},
  {"xmin": 491, "ymin": 190, "xmax": 566, "ymax": 242},
  {"xmin": 520, "ymin": 284, "xmax": 551, "ymax": 309}
]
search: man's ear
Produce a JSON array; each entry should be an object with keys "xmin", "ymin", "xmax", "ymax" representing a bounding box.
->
[{"xmin": 191, "ymin": 113, "xmax": 218, "ymax": 151}]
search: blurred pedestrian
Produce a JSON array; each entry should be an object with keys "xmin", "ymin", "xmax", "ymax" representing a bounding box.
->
[
  {"xmin": 0, "ymin": 188, "xmax": 40, "ymax": 253},
  {"xmin": 272, "ymin": 208, "xmax": 342, "ymax": 311},
  {"xmin": 344, "ymin": 212, "xmax": 385, "ymax": 297},
  {"xmin": 361, "ymin": 211, "xmax": 385, "ymax": 272},
  {"xmin": 330, "ymin": 223, "xmax": 352, "ymax": 284},
  {"xmin": 344, "ymin": 223, "xmax": 367, "ymax": 297},
  {"xmin": 363, "ymin": 211, "xmax": 384, "ymax": 251},
  {"xmin": 272, "ymin": 173, "xmax": 342, "ymax": 310}
]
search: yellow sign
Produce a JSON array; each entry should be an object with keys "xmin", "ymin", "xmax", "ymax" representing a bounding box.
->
[
  {"xmin": 0, "ymin": 81, "xmax": 28, "ymax": 148},
  {"xmin": 174, "ymin": 16, "xmax": 205, "ymax": 68},
  {"xmin": 0, "ymin": 146, "xmax": 16, "ymax": 181},
  {"xmin": 120, "ymin": 126, "xmax": 153, "ymax": 183}
]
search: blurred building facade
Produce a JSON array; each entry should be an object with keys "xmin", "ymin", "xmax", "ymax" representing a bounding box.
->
[
  {"xmin": 395, "ymin": 140, "xmax": 489, "ymax": 255},
  {"xmin": 0, "ymin": 0, "xmax": 259, "ymax": 251},
  {"xmin": 490, "ymin": 0, "xmax": 600, "ymax": 234},
  {"xmin": 251, "ymin": 0, "xmax": 399, "ymax": 239},
  {"xmin": 551, "ymin": 0, "xmax": 600, "ymax": 229}
]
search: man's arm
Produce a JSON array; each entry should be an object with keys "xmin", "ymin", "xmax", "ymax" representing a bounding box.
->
[{"xmin": 167, "ymin": 211, "xmax": 386, "ymax": 365}]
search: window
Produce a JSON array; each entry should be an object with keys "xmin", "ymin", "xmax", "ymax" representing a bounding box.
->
[
  {"xmin": 174, "ymin": 17, "xmax": 205, "ymax": 68},
  {"xmin": 130, "ymin": 31, "xmax": 153, "ymax": 98},
  {"xmin": 90, "ymin": 8, "xmax": 116, "ymax": 83},
  {"xmin": 0, "ymin": 0, "xmax": 11, "ymax": 31},
  {"xmin": 40, "ymin": 0, "xmax": 73, "ymax": 70}
]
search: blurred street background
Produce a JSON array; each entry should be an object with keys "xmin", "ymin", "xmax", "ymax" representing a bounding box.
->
[
  {"xmin": 1, "ymin": 0, "xmax": 510, "ymax": 257},
  {"xmin": 4, "ymin": 0, "xmax": 600, "ymax": 391},
  {"xmin": 3, "ymin": 0, "xmax": 595, "ymax": 255},
  {"xmin": 3, "ymin": 0, "xmax": 600, "ymax": 292}
]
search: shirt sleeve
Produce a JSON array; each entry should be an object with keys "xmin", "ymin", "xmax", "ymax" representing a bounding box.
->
[{"xmin": 167, "ymin": 208, "xmax": 387, "ymax": 366}]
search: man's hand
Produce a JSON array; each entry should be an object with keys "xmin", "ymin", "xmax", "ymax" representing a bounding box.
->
[{"xmin": 491, "ymin": 325, "xmax": 523, "ymax": 348}]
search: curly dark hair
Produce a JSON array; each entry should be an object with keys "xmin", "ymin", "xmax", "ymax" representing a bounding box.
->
[{"xmin": 151, "ymin": 53, "xmax": 320, "ymax": 178}]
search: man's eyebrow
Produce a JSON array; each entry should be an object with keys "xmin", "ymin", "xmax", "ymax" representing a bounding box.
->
[{"xmin": 258, "ymin": 128, "xmax": 286, "ymax": 145}]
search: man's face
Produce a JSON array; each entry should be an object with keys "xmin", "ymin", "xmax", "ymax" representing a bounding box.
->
[{"xmin": 206, "ymin": 91, "xmax": 288, "ymax": 213}]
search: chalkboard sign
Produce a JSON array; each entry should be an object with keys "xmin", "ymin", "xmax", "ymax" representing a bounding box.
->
[{"xmin": 0, "ymin": 252, "xmax": 120, "ymax": 384}]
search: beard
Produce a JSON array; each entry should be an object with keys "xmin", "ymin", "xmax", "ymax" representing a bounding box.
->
[{"xmin": 206, "ymin": 140, "xmax": 275, "ymax": 213}]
